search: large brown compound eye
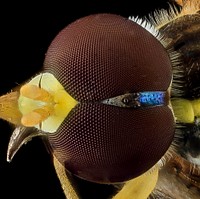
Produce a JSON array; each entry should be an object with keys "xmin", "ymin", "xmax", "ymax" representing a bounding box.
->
[{"xmin": 44, "ymin": 13, "xmax": 175, "ymax": 183}]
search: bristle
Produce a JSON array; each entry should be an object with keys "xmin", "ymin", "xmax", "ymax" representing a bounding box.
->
[
  {"xmin": 158, "ymin": 127, "xmax": 184, "ymax": 168},
  {"xmin": 158, "ymin": 147, "xmax": 174, "ymax": 168},
  {"xmin": 128, "ymin": 16, "xmax": 169, "ymax": 48},
  {"xmin": 129, "ymin": 13, "xmax": 184, "ymax": 99},
  {"xmin": 146, "ymin": 4, "xmax": 186, "ymax": 99},
  {"xmin": 148, "ymin": 3, "xmax": 181, "ymax": 30},
  {"xmin": 171, "ymin": 128, "xmax": 185, "ymax": 149},
  {"xmin": 128, "ymin": 16, "xmax": 160, "ymax": 38},
  {"xmin": 171, "ymin": 67, "xmax": 186, "ymax": 97},
  {"xmin": 168, "ymin": 50, "xmax": 185, "ymax": 97}
]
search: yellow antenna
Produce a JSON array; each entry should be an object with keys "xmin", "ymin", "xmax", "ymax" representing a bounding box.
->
[
  {"xmin": 20, "ymin": 84, "xmax": 53, "ymax": 103},
  {"xmin": 18, "ymin": 72, "xmax": 78, "ymax": 133},
  {"xmin": 19, "ymin": 84, "xmax": 55, "ymax": 127}
]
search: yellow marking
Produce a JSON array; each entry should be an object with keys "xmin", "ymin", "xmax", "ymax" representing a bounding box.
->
[
  {"xmin": 171, "ymin": 98, "xmax": 200, "ymax": 123},
  {"xmin": 53, "ymin": 155, "xmax": 79, "ymax": 199},
  {"xmin": 38, "ymin": 88, "xmax": 78, "ymax": 133},
  {"xmin": 18, "ymin": 72, "xmax": 78, "ymax": 133},
  {"xmin": 171, "ymin": 99, "xmax": 194, "ymax": 123},
  {"xmin": 112, "ymin": 166, "xmax": 158, "ymax": 199},
  {"xmin": 191, "ymin": 99, "xmax": 200, "ymax": 117},
  {"xmin": 0, "ymin": 91, "xmax": 22, "ymax": 125}
]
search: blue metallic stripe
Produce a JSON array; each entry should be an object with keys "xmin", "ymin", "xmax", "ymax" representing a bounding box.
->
[
  {"xmin": 139, "ymin": 92, "xmax": 165, "ymax": 106},
  {"xmin": 101, "ymin": 91, "xmax": 167, "ymax": 108}
]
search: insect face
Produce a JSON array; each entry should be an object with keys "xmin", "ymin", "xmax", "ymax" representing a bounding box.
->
[{"xmin": 40, "ymin": 13, "xmax": 175, "ymax": 183}]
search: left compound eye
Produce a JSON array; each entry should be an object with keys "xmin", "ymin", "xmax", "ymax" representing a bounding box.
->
[{"xmin": 40, "ymin": 13, "xmax": 175, "ymax": 183}]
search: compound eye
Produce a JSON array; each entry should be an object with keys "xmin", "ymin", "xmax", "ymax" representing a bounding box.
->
[
  {"xmin": 43, "ymin": 13, "xmax": 174, "ymax": 183},
  {"xmin": 43, "ymin": 13, "xmax": 172, "ymax": 101},
  {"xmin": 49, "ymin": 103, "xmax": 174, "ymax": 183}
]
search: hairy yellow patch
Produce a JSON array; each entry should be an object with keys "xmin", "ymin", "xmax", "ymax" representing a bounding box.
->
[
  {"xmin": 171, "ymin": 98, "xmax": 200, "ymax": 123},
  {"xmin": 0, "ymin": 91, "xmax": 22, "ymax": 125}
]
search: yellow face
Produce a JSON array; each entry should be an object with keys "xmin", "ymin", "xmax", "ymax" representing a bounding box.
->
[{"xmin": 18, "ymin": 72, "xmax": 78, "ymax": 132}]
